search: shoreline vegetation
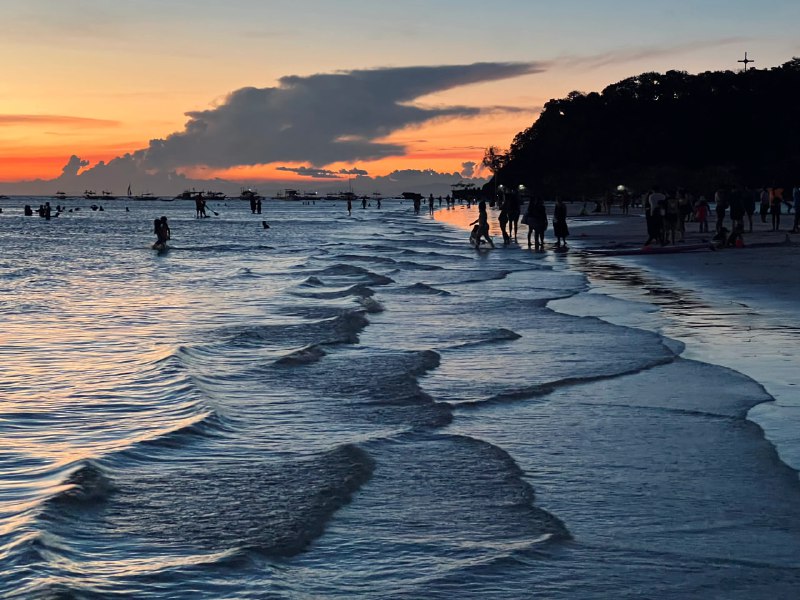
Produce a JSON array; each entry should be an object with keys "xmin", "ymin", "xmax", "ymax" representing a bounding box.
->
[{"xmin": 486, "ymin": 58, "xmax": 800, "ymax": 199}]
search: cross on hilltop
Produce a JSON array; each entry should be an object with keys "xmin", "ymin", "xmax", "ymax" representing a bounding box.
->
[{"xmin": 738, "ymin": 52, "xmax": 754, "ymax": 72}]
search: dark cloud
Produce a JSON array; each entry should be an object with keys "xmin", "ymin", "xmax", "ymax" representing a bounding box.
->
[
  {"xmin": 140, "ymin": 62, "xmax": 544, "ymax": 170},
  {"xmin": 60, "ymin": 155, "xmax": 91, "ymax": 177},
  {"xmin": 276, "ymin": 166, "xmax": 343, "ymax": 179},
  {"xmin": 460, "ymin": 161, "xmax": 477, "ymax": 177},
  {"xmin": 275, "ymin": 166, "xmax": 370, "ymax": 179}
]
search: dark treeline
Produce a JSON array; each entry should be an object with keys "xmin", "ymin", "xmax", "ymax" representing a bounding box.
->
[{"xmin": 491, "ymin": 58, "xmax": 800, "ymax": 197}]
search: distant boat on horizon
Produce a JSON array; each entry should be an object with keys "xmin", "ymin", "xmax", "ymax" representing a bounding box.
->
[
  {"xmin": 240, "ymin": 188, "xmax": 262, "ymax": 201},
  {"xmin": 133, "ymin": 192, "xmax": 160, "ymax": 201}
]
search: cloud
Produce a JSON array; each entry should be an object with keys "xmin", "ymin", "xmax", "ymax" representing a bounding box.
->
[
  {"xmin": 276, "ymin": 166, "xmax": 343, "ymax": 179},
  {"xmin": 0, "ymin": 114, "xmax": 120, "ymax": 127},
  {"xmin": 552, "ymin": 37, "xmax": 748, "ymax": 71},
  {"xmin": 275, "ymin": 166, "xmax": 370, "ymax": 179},
  {"xmin": 60, "ymin": 155, "xmax": 91, "ymax": 177},
  {"xmin": 460, "ymin": 161, "xmax": 477, "ymax": 177},
  {"xmin": 139, "ymin": 62, "xmax": 544, "ymax": 170}
]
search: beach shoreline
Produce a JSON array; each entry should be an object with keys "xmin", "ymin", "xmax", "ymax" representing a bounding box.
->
[{"xmin": 436, "ymin": 202, "xmax": 800, "ymax": 474}]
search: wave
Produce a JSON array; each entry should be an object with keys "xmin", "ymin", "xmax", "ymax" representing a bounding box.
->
[
  {"xmin": 96, "ymin": 444, "xmax": 376, "ymax": 559},
  {"xmin": 450, "ymin": 270, "xmax": 513, "ymax": 284},
  {"xmin": 308, "ymin": 264, "xmax": 394, "ymax": 286},
  {"xmin": 456, "ymin": 353, "xmax": 677, "ymax": 409},
  {"xmin": 47, "ymin": 460, "xmax": 115, "ymax": 506},
  {"xmin": 357, "ymin": 296, "xmax": 384, "ymax": 314},
  {"xmin": 293, "ymin": 283, "xmax": 375, "ymax": 299},
  {"xmin": 444, "ymin": 327, "xmax": 523, "ymax": 350},
  {"xmin": 222, "ymin": 310, "xmax": 370, "ymax": 348},
  {"xmin": 300, "ymin": 276, "xmax": 325, "ymax": 286},
  {"xmin": 275, "ymin": 344, "xmax": 327, "ymax": 366},
  {"xmin": 402, "ymin": 283, "xmax": 451, "ymax": 296}
]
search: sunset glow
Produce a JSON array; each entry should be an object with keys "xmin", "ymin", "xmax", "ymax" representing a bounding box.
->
[{"xmin": 1, "ymin": 1, "xmax": 798, "ymax": 193}]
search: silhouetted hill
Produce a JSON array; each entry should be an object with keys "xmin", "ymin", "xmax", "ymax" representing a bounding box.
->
[{"xmin": 493, "ymin": 58, "xmax": 800, "ymax": 197}]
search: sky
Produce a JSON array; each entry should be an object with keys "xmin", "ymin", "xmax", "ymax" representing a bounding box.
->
[{"xmin": 1, "ymin": 0, "xmax": 799, "ymax": 195}]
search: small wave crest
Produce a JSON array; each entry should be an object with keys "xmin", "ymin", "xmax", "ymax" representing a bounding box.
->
[
  {"xmin": 48, "ymin": 460, "xmax": 115, "ymax": 506},
  {"xmin": 222, "ymin": 310, "xmax": 370, "ymax": 348},
  {"xmin": 403, "ymin": 283, "xmax": 451, "ymax": 296},
  {"xmin": 293, "ymin": 284, "xmax": 375, "ymax": 299},
  {"xmin": 275, "ymin": 344, "xmax": 327, "ymax": 366}
]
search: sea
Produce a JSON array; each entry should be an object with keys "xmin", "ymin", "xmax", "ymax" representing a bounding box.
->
[{"xmin": 1, "ymin": 196, "xmax": 799, "ymax": 599}]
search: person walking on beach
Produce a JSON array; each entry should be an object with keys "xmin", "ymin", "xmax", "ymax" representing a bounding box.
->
[
  {"xmin": 506, "ymin": 191, "xmax": 521, "ymax": 242},
  {"xmin": 498, "ymin": 196, "xmax": 510, "ymax": 245},
  {"xmin": 759, "ymin": 187, "xmax": 770, "ymax": 223},
  {"xmin": 714, "ymin": 187, "xmax": 728, "ymax": 233},
  {"xmin": 664, "ymin": 193, "xmax": 680, "ymax": 244},
  {"xmin": 743, "ymin": 187, "xmax": 756, "ymax": 232},
  {"xmin": 645, "ymin": 186, "xmax": 666, "ymax": 246},
  {"xmin": 526, "ymin": 198, "xmax": 548, "ymax": 249},
  {"xmin": 694, "ymin": 197, "xmax": 709, "ymax": 233},
  {"xmin": 553, "ymin": 197, "xmax": 569, "ymax": 247},
  {"xmin": 428, "ymin": 194, "xmax": 435, "ymax": 216},
  {"xmin": 770, "ymin": 188, "xmax": 782, "ymax": 231},
  {"xmin": 729, "ymin": 187, "xmax": 745, "ymax": 240},
  {"xmin": 469, "ymin": 200, "xmax": 495, "ymax": 248}
]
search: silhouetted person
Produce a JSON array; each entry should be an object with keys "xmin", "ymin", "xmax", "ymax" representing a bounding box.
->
[
  {"xmin": 256, "ymin": 198, "xmax": 262, "ymax": 214},
  {"xmin": 347, "ymin": 198, "xmax": 352, "ymax": 215},
  {"xmin": 506, "ymin": 192, "xmax": 521, "ymax": 241},
  {"xmin": 498, "ymin": 197, "xmax": 510, "ymax": 244},
  {"xmin": 759, "ymin": 187, "xmax": 770, "ymax": 223},
  {"xmin": 470, "ymin": 200, "xmax": 494, "ymax": 248},
  {"xmin": 428, "ymin": 194, "xmax": 434, "ymax": 215},
  {"xmin": 645, "ymin": 187, "xmax": 666, "ymax": 246},
  {"xmin": 553, "ymin": 197, "xmax": 569, "ymax": 247},
  {"xmin": 529, "ymin": 198, "xmax": 548, "ymax": 249},
  {"xmin": 770, "ymin": 188, "xmax": 782, "ymax": 231}
]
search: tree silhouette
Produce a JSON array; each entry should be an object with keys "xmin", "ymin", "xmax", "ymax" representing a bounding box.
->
[{"xmin": 490, "ymin": 58, "xmax": 800, "ymax": 199}]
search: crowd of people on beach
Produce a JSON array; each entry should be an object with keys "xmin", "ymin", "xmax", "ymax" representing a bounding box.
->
[{"xmin": 642, "ymin": 185, "xmax": 800, "ymax": 248}]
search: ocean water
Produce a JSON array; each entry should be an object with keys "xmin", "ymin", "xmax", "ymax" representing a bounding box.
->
[{"xmin": 1, "ymin": 197, "xmax": 799, "ymax": 598}]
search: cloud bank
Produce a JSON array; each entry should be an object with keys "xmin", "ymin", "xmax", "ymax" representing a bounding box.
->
[
  {"xmin": 138, "ymin": 62, "xmax": 543, "ymax": 170},
  {"xmin": 6, "ymin": 62, "xmax": 539, "ymax": 194}
]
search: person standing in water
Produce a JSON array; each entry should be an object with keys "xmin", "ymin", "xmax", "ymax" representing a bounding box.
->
[
  {"xmin": 347, "ymin": 197, "xmax": 352, "ymax": 216},
  {"xmin": 469, "ymin": 200, "xmax": 495, "ymax": 248},
  {"xmin": 428, "ymin": 194, "xmax": 435, "ymax": 216},
  {"xmin": 529, "ymin": 198, "xmax": 548, "ymax": 249},
  {"xmin": 553, "ymin": 197, "xmax": 569, "ymax": 247},
  {"xmin": 154, "ymin": 216, "xmax": 171, "ymax": 248}
]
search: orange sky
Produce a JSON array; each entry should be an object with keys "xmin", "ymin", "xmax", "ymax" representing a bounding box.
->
[{"xmin": 1, "ymin": 1, "xmax": 797, "ymax": 187}]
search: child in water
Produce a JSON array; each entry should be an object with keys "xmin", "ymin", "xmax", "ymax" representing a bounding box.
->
[{"xmin": 469, "ymin": 201, "xmax": 495, "ymax": 248}]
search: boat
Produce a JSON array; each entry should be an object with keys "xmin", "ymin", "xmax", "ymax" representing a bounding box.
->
[
  {"xmin": 54, "ymin": 191, "xmax": 67, "ymax": 200},
  {"xmin": 204, "ymin": 191, "xmax": 227, "ymax": 200},
  {"xmin": 101, "ymin": 190, "xmax": 117, "ymax": 200},
  {"xmin": 133, "ymin": 192, "xmax": 160, "ymax": 201},
  {"xmin": 239, "ymin": 188, "xmax": 262, "ymax": 201},
  {"xmin": 273, "ymin": 189, "xmax": 300, "ymax": 200},
  {"xmin": 174, "ymin": 190, "xmax": 197, "ymax": 200},
  {"xmin": 401, "ymin": 192, "xmax": 424, "ymax": 201},
  {"xmin": 84, "ymin": 190, "xmax": 100, "ymax": 200}
]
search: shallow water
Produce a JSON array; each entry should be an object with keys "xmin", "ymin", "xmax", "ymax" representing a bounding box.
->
[{"xmin": 1, "ymin": 198, "xmax": 798, "ymax": 598}]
